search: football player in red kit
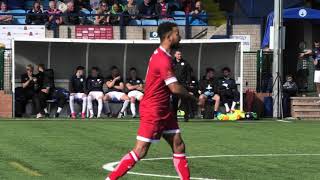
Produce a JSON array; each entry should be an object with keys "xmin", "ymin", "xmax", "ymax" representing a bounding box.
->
[{"xmin": 105, "ymin": 22, "xmax": 197, "ymax": 180}]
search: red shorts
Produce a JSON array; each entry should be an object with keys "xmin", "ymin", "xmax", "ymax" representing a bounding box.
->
[{"xmin": 137, "ymin": 111, "xmax": 180, "ymax": 143}]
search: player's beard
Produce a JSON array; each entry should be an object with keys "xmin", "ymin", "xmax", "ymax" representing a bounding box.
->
[{"xmin": 170, "ymin": 41, "xmax": 180, "ymax": 51}]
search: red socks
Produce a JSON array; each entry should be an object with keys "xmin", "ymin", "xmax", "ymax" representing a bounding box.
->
[
  {"xmin": 107, "ymin": 152, "xmax": 190, "ymax": 180},
  {"xmin": 107, "ymin": 151, "xmax": 139, "ymax": 180},
  {"xmin": 173, "ymin": 153, "xmax": 190, "ymax": 180}
]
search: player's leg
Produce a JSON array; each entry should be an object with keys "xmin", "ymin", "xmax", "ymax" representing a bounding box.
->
[
  {"xmin": 118, "ymin": 93, "xmax": 130, "ymax": 118},
  {"xmin": 69, "ymin": 94, "xmax": 76, "ymax": 118},
  {"xmin": 87, "ymin": 92, "xmax": 94, "ymax": 118},
  {"xmin": 80, "ymin": 93, "xmax": 87, "ymax": 118},
  {"xmin": 97, "ymin": 92, "xmax": 104, "ymax": 118},
  {"xmin": 128, "ymin": 91, "xmax": 137, "ymax": 118},
  {"xmin": 231, "ymin": 90, "xmax": 240, "ymax": 111},
  {"xmin": 199, "ymin": 94, "xmax": 207, "ymax": 111},
  {"xmin": 55, "ymin": 91, "xmax": 67, "ymax": 118},
  {"xmin": 213, "ymin": 94, "xmax": 220, "ymax": 113},
  {"xmin": 106, "ymin": 140, "xmax": 151, "ymax": 180},
  {"xmin": 163, "ymin": 132, "xmax": 190, "ymax": 180}
]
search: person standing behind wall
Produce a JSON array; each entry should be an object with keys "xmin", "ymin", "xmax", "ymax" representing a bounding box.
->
[
  {"xmin": 172, "ymin": 50, "xmax": 193, "ymax": 121},
  {"xmin": 300, "ymin": 41, "xmax": 320, "ymax": 97}
]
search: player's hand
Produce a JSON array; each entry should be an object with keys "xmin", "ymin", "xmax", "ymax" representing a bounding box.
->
[
  {"xmin": 114, "ymin": 76, "xmax": 121, "ymax": 80},
  {"xmin": 299, "ymin": 53, "xmax": 305, "ymax": 58},
  {"xmin": 41, "ymin": 89, "xmax": 49, "ymax": 94}
]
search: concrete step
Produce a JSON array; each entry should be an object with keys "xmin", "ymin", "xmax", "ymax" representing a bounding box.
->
[
  {"xmin": 293, "ymin": 108, "xmax": 320, "ymax": 112},
  {"xmin": 291, "ymin": 97, "xmax": 320, "ymax": 118},
  {"xmin": 292, "ymin": 102, "xmax": 320, "ymax": 106},
  {"xmin": 292, "ymin": 105, "xmax": 320, "ymax": 109}
]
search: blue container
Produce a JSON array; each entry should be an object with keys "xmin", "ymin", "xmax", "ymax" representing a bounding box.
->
[{"xmin": 264, "ymin": 96, "xmax": 273, "ymax": 117}]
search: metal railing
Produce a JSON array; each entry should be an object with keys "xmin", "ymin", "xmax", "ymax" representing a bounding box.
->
[{"xmin": 0, "ymin": 12, "xmax": 231, "ymax": 39}]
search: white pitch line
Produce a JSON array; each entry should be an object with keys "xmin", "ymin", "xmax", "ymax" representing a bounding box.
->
[
  {"xmin": 102, "ymin": 153, "xmax": 320, "ymax": 179},
  {"xmin": 276, "ymin": 119, "xmax": 292, "ymax": 123}
]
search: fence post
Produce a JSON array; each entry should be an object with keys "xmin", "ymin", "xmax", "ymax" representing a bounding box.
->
[{"xmin": 0, "ymin": 44, "xmax": 4, "ymax": 90}]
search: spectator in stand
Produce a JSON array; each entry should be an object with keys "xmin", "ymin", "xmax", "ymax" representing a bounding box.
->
[
  {"xmin": 124, "ymin": 0, "xmax": 139, "ymax": 20},
  {"xmin": 190, "ymin": 0, "xmax": 207, "ymax": 24},
  {"xmin": 104, "ymin": 66, "xmax": 130, "ymax": 118},
  {"xmin": 45, "ymin": 0, "xmax": 63, "ymax": 29},
  {"xmin": 33, "ymin": 64, "xmax": 53, "ymax": 118},
  {"xmin": 74, "ymin": 0, "xmax": 92, "ymax": 12},
  {"xmin": 62, "ymin": 1, "xmax": 81, "ymax": 25},
  {"xmin": 198, "ymin": 68, "xmax": 220, "ymax": 117},
  {"xmin": 0, "ymin": 2, "xmax": 13, "ymax": 25},
  {"xmin": 138, "ymin": 0, "xmax": 156, "ymax": 19},
  {"xmin": 218, "ymin": 67, "xmax": 239, "ymax": 113},
  {"xmin": 26, "ymin": 1, "xmax": 47, "ymax": 25},
  {"xmin": 86, "ymin": 67, "xmax": 104, "ymax": 118},
  {"xmin": 155, "ymin": 0, "xmax": 172, "ymax": 19},
  {"xmin": 94, "ymin": 1, "xmax": 110, "ymax": 25},
  {"xmin": 175, "ymin": 0, "xmax": 195, "ymax": 13},
  {"xmin": 57, "ymin": 0, "xmax": 67, "ymax": 12},
  {"xmin": 69, "ymin": 66, "xmax": 87, "ymax": 119},
  {"xmin": 282, "ymin": 75, "xmax": 298, "ymax": 118},
  {"xmin": 126, "ymin": 67, "xmax": 144, "ymax": 118},
  {"xmin": 16, "ymin": 65, "xmax": 37, "ymax": 117},
  {"xmin": 101, "ymin": 0, "xmax": 116, "ymax": 7},
  {"xmin": 7, "ymin": 0, "xmax": 24, "ymax": 10},
  {"xmin": 108, "ymin": 2, "xmax": 124, "ymax": 25}
]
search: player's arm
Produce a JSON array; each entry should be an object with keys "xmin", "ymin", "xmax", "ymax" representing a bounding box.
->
[
  {"xmin": 168, "ymin": 82, "xmax": 196, "ymax": 101},
  {"xmin": 21, "ymin": 75, "xmax": 31, "ymax": 89},
  {"xmin": 106, "ymin": 79, "xmax": 116, "ymax": 88},
  {"xmin": 300, "ymin": 49, "xmax": 312, "ymax": 57},
  {"xmin": 126, "ymin": 82, "xmax": 137, "ymax": 90},
  {"xmin": 114, "ymin": 82, "xmax": 124, "ymax": 91}
]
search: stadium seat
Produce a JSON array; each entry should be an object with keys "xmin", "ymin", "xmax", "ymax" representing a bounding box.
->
[
  {"xmin": 11, "ymin": 9, "xmax": 26, "ymax": 25},
  {"xmin": 173, "ymin": 11, "xmax": 186, "ymax": 20},
  {"xmin": 158, "ymin": 19, "xmax": 175, "ymax": 25},
  {"xmin": 141, "ymin": 19, "xmax": 157, "ymax": 26},
  {"xmin": 190, "ymin": 19, "xmax": 208, "ymax": 26},
  {"xmin": 128, "ymin": 19, "xmax": 142, "ymax": 26},
  {"xmin": 175, "ymin": 19, "xmax": 186, "ymax": 26}
]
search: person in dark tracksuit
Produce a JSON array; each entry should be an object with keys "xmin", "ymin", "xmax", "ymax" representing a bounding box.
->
[
  {"xmin": 15, "ymin": 64, "xmax": 37, "ymax": 117},
  {"xmin": 69, "ymin": 66, "xmax": 87, "ymax": 119},
  {"xmin": 86, "ymin": 67, "xmax": 104, "ymax": 118},
  {"xmin": 172, "ymin": 50, "xmax": 193, "ymax": 121},
  {"xmin": 218, "ymin": 67, "xmax": 239, "ymax": 113},
  {"xmin": 32, "ymin": 64, "xmax": 52, "ymax": 118}
]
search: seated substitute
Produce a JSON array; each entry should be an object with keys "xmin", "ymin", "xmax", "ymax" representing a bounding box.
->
[
  {"xmin": 218, "ymin": 67, "xmax": 239, "ymax": 113},
  {"xmin": 69, "ymin": 66, "xmax": 87, "ymax": 119},
  {"xmin": 104, "ymin": 66, "xmax": 130, "ymax": 118},
  {"xmin": 282, "ymin": 75, "xmax": 298, "ymax": 118},
  {"xmin": 126, "ymin": 67, "xmax": 144, "ymax": 118},
  {"xmin": 16, "ymin": 64, "xmax": 37, "ymax": 117},
  {"xmin": 198, "ymin": 68, "xmax": 220, "ymax": 117},
  {"xmin": 87, "ymin": 67, "xmax": 104, "ymax": 118}
]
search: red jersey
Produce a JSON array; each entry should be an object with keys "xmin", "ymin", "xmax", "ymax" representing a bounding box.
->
[{"xmin": 140, "ymin": 46, "xmax": 177, "ymax": 119}]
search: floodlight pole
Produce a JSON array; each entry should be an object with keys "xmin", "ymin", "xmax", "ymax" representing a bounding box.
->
[{"xmin": 272, "ymin": 0, "xmax": 283, "ymax": 118}]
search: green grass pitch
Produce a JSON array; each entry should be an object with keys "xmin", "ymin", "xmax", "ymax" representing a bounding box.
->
[{"xmin": 0, "ymin": 119, "xmax": 320, "ymax": 180}]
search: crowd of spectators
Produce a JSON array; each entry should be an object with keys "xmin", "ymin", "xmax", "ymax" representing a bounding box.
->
[
  {"xmin": 0, "ymin": 0, "xmax": 208, "ymax": 26},
  {"xmin": 15, "ymin": 50, "xmax": 240, "ymax": 120}
]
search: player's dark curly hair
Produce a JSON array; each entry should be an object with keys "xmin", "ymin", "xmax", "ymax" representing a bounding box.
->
[
  {"xmin": 222, "ymin": 67, "xmax": 231, "ymax": 72},
  {"xmin": 76, "ymin": 66, "xmax": 85, "ymax": 71},
  {"xmin": 157, "ymin": 22, "xmax": 178, "ymax": 42}
]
